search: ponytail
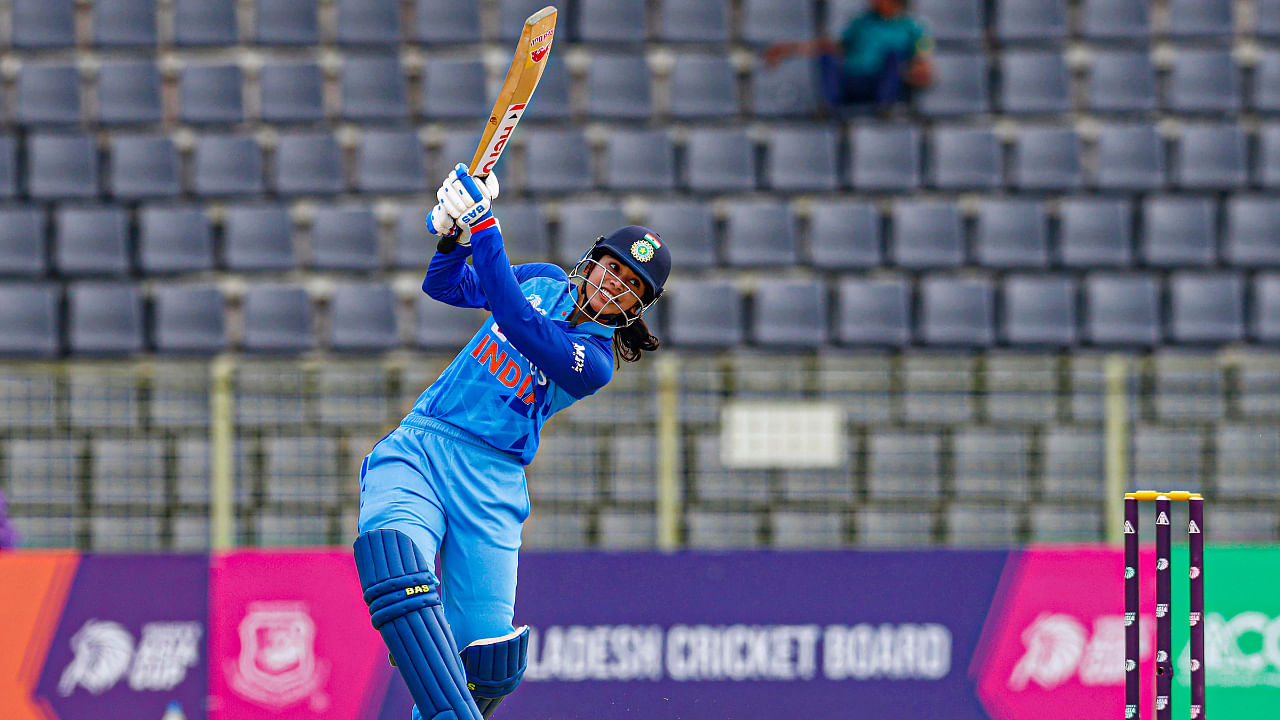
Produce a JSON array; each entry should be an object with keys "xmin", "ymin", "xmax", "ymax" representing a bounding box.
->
[{"xmin": 612, "ymin": 317, "xmax": 660, "ymax": 366}]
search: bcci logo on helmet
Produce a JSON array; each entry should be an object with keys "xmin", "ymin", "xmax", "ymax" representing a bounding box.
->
[{"xmin": 226, "ymin": 601, "xmax": 330, "ymax": 711}]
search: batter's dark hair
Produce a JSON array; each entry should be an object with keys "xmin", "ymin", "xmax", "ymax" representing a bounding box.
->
[{"xmin": 612, "ymin": 317, "xmax": 660, "ymax": 366}]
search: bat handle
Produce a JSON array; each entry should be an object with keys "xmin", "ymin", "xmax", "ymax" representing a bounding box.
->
[{"xmin": 436, "ymin": 233, "xmax": 458, "ymax": 253}]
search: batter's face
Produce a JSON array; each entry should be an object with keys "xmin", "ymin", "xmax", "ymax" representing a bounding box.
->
[{"xmin": 582, "ymin": 252, "xmax": 647, "ymax": 316}]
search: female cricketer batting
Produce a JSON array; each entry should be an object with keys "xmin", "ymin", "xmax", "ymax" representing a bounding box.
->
[{"xmin": 352, "ymin": 164, "xmax": 671, "ymax": 720}]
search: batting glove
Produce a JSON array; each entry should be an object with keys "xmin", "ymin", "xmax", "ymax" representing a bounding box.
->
[
  {"xmin": 425, "ymin": 202, "xmax": 459, "ymax": 239},
  {"xmin": 439, "ymin": 164, "xmax": 500, "ymax": 232}
]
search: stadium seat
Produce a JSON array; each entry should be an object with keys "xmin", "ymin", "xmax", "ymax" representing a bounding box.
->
[
  {"xmin": 683, "ymin": 128, "xmax": 755, "ymax": 192},
  {"xmin": 919, "ymin": 52, "xmax": 989, "ymax": 116},
  {"xmin": 808, "ymin": 201, "xmax": 881, "ymax": 269},
  {"xmin": 1226, "ymin": 196, "xmax": 1280, "ymax": 266},
  {"xmin": 356, "ymin": 129, "xmax": 426, "ymax": 193},
  {"xmin": 192, "ymin": 135, "xmax": 263, "ymax": 196},
  {"xmin": 928, "ymin": 126, "xmax": 1002, "ymax": 190},
  {"xmin": 555, "ymin": 201, "xmax": 626, "ymax": 266},
  {"xmin": 394, "ymin": 205, "xmax": 432, "ymax": 268},
  {"xmin": 577, "ymin": 0, "xmax": 645, "ymax": 43},
  {"xmin": 17, "ymin": 63, "xmax": 82, "ymax": 126},
  {"xmin": 915, "ymin": 0, "xmax": 984, "ymax": 46},
  {"xmin": 415, "ymin": 1, "xmax": 481, "ymax": 44},
  {"xmin": 1093, "ymin": 123, "xmax": 1165, "ymax": 191},
  {"xmin": 1173, "ymin": 123, "xmax": 1246, "ymax": 189},
  {"xmin": 1261, "ymin": 0, "xmax": 1280, "ymax": 40},
  {"xmin": 422, "ymin": 58, "xmax": 489, "ymax": 120},
  {"xmin": 751, "ymin": 57, "xmax": 822, "ymax": 117},
  {"xmin": 1087, "ymin": 50, "xmax": 1157, "ymax": 114},
  {"xmin": 341, "ymin": 56, "xmax": 409, "ymax": 122},
  {"xmin": 858, "ymin": 506, "xmax": 936, "ymax": 547},
  {"xmin": 13, "ymin": 0, "xmax": 75, "ymax": 49},
  {"xmin": 415, "ymin": 295, "xmax": 486, "ymax": 350},
  {"xmin": 1168, "ymin": 272, "xmax": 1245, "ymax": 344},
  {"xmin": 223, "ymin": 205, "xmax": 295, "ymax": 271},
  {"xmin": 1258, "ymin": 124, "xmax": 1280, "ymax": 188},
  {"xmin": 0, "ymin": 208, "xmax": 47, "ymax": 276},
  {"xmin": 0, "ymin": 137, "xmax": 15, "ymax": 199},
  {"xmin": 1255, "ymin": 49, "xmax": 1280, "ymax": 113},
  {"xmin": 722, "ymin": 200, "xmax": 798, "ymax": 267},
  {"xmin": 603, "ymin": 130, "xmax": 675, "ymax": 191},
  {"xmin": 0, "ymin": 285, "xmax": 60, "ymax": 357},
  {"xmin": 329, "ymin": 283, "xmax": 398, "ymax": 352},
  {"xmin": 97, "ymin": 61, "xmax": 163, "ymax": 125},
  {"xmin": 947, "ymin": 505, "xmax": 1019, "ymax": 547},
  {"xmin": 1167, "ymin": 49, "xmax": 1240, "ymax": 114},
  {"xmin": 179, "ymin": 64, "xmax": 243, "ymax": 125},
  {"xmin": 67, "ymin": 282, "xmax": 144, "ymax": 355},
  {"xmin": 868, "ymin": 431, "xmax": 942, "ymax": 499},
  {"xmin": 669, "ymin": 54, "xmax": 739, "ymax": 119},
  {"xmin": 311, "ymin": 206, "xmax": 379, "ymax": 271},
  {"xmin": 109, "ymin": 134, "xmax": 181, "ymax": 199},
  {"xmin": 974, "ymin": 199, "xmax": 1049, "ymax": 268},
  {"xmin": 741, "ymin": 0, "xmax": 814, "ymax": 45},
  {"xmin": 1084, "ymin": 273, "xmax": 1161, "ymax": 347},
  {"xmin": 749, "ymin": 279, "xmax": 827, "ymax": 348},
  {"xmin": 274, "ymin": 132, "xmax": 344, "ymax": 196},
  {"xmin": 526, "ymin": 53, "xmax": 570, "ymax": 121},
  {"xmin": 1133, "ymin": 426, "xmax": 1204, "ymax": 492},
  {"xmin": 498, "ymin": 0, "xmax": 556, "ymax": 41},
  {"xmin": 89, "ymin": 437, "xmax": 166, "ymax": 506},
  {"xmin": 431, "ymin": 129, "xmax": 479, "ymax": 183},
  {"xmin": 255, "ymin": 0, "xmax": 318, "ymax": 45},
  {"xmin": 765, "ymin": 126, "xmax": 839, "ymax": 191},
  {"xmin": 55, "ymin": 206, "xmax": 130, "ymax": 276},
  {"xmin": 918, "ymin": 276, "xmax": 995, "ymax": 347},
  {"xmin": 1081, "ymin": 0, "xmax": 1150, "ymax": 42},
  {"xmin": 1011, "ymin": 127, "xmax": 1082, "ymax": 191},
  {"xmin": 1059, "ymin": 197, "xmax": 1134, "ymax": 267},
  {"xmin": 644, "ymin": 201, "xmax": 716, "ymax": 270},
  {"xmin": 174, "ymin": 0, "xmax": 237, "ymax": 46},
  {"xmin": 1140, "ymin": 196, "xmax": 1216, "ymax": 267},
  {"xmin": 242, "ymin": 286, "xmax": 314, "ymax": 353},
  {"xmin": 152, "ymin": 285, "xmax": 226, "ymax": 354},
  {"xmin": 890, "ymin": 199, "xmax": 963, "ymax": 268},
  {"xmin": 850, "ymin": 124, "xmax": 920, "ymax": 191},
  {"xmin": 659, "ymin": 0, "xmax": 729, "ymax": 42},
  {"xmin": 953, "ymin": 430, "xmax": 1029, "ymax": 499},
  {"xmin": 995, "ymin": 0, "xmax": 1067, "ymax": 43},
  {"xmin": 999, "ymin": 51, "xmax": 1070, "ymax": 114},
  {"xmin": 138, "ymin": 206, "xmax": 214, "ymax": 274},
  {"xmin": 490, "ymin": 202, "xmax": 550, "ymax": 264},
  {"xmin": 336, "ymin": 0, "xmax": 400, "ymax": 46},
  {"xmin": 524, "ymin": 128, "xmax": 592, "ymax": 193},
  {"xmin": 835, "ymin": 277, "xmax": 910, "ymax": 347},
  {"xmin": 260, "ymin": 63, "xmax": 325, "ymax": 124},
  {"xmin": 664, "ymin": 282, "xmax": 744, "ymax": 348},
  {"xmin": 1251, "ymin": 273, "xmax": 1280, "ymax": 342},
  {"xmin": 1030, "ymin": 506, "xmax": 1104, "ymax": 543},
  {"xmin": 1041, "ymin": 428, "xmax": 1105, "ymax": 497},
  {"xmin": 1002, "ymin": 275, "xmax": 1077, "ymax": 346},
  {"xmin": 586, "ymin": 54, "xmax": 653, "ymax": 120},
  {"xmin": 1216, "ymin": 425, "xmax": 1280, "ymax": 498},
  {"xmin": 772, "ymin": 512, "xmax": 844, "ymax": 549},
  {"xmin": 1167, "ymin": 0, "xmax": 1233, "ymax": 40}
]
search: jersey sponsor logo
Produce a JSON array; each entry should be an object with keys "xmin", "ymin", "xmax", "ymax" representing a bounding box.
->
[{"xmin": 571, "ymin": 343, "xmax": 585, "ymax": 373}]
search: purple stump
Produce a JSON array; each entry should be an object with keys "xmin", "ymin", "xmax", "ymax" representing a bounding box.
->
[
  {"xmin": 1125, "ymin": 496, "xmax": 1140, "ymax": 720},
  {"xmin": 1189, "ymin": 496, "xmax": 1205, "ymax": 719},
  {"xmin": 1155, "ymin": 496, "xmax": 1172, "ymax": 720}
]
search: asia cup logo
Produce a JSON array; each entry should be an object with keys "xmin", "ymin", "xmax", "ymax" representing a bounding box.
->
[{"xmin": 226, "ymin": 601, "xmax": 330, "ymax": 711}]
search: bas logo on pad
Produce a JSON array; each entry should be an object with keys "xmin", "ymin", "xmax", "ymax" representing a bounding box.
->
[{"xmin": 226, "ymin": 601, "xmax": 330, "ymax": 711}]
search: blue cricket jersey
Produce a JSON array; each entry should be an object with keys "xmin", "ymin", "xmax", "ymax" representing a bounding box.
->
[{"xmin": 411, "ymin": 221, "xmax": 614, "ymax": 465}]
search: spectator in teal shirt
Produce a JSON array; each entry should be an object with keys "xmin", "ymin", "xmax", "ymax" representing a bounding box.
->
[{"xmin": 765, "ymin": 0, "xmax": 934, "ymax": 110}]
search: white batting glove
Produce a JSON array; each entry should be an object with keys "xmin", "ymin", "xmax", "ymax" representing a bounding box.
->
[
  {"xmin": 426, "ymin": 202, "xmax": 458, "ymax": 238},
  {"xmin": 439, "ymin": 164, "xmax": 500, "ymax": 231}
]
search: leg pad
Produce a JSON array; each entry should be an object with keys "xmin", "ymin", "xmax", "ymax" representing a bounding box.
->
[{"xmin": 461, "ymin": 626, "xmax": 530, "ymax": 719}]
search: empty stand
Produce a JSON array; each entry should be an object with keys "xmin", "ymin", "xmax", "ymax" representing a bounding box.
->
[
  {"xmin": 274, "ymin": 132, "xmax": 344, "ymax": 196},
  {"xmin": 17, "ymin": 63, "xmax": 82, "ymax": 127},
  {"xmin": 139, "ymin": 206, "xmax": 214, "ymax": 274},
  {"xmin": 335, "ymin": 0, "xmax": 401, "ymax": 47},
  {"xmin": 808, "ymin": 201, "xmax": 881, "ymax": 270},
  {"xmin": 175, "ymin": 0, "xmax": 237, "ymax": 46},
  {"xmin": 180, "ymin": 65, "xmax": 244, "ymax": 125},
  {"xmin": 110, "ymin": 135, "xmax": 181, "ymax": 199},
  {"xmin": 604, "ymin": 130, "xmax": 675, "ymax": 192},
  {"xmin": 193, "ymin": 135, "xmax": 264, "ymax": 196},
  {"xmin": 68, "ymin": 282, "xmax": 144, "ymax": 355},
  {"xmin": 329, "ymin": 284, "xmax": 398, "ymax": 352},
  {"xmin": 55, "ymin": 207, "xmax": 130, "ymax": 276},
  {"xmin": 835, "ymin": 277, "xmax": 910, "ymax": 347},
  {"xmin": 152, "ymin": 285, "xmax": 227, "ymax": 354},
  {"xmin": 669, "ymin": 54, "xmax": 739, "ymax": 119},
  {"xmin": 356, "ymin": 130, "xmax": 427, "ymax": 194},
  {"xmin": 311, "ymin": 206, "xmax": 379, "ymax": 271},
  {"xmin": 242, "ymin": 286, "xmax": 313, "ymax": 353},
  {"xmin": 975, "ymin": 199, "xmax": 1049, "ymax": 268},
  {"xmin": 97, "ymin": 61, "xmax": 163, "ymax": 125},
  {"xmin": 1001, "ymin": 275, "xmax": 1078, "ymax": 347},
  {"xmin": 260, "ymin": 63, "xmax": 325, "ymax": 124},
  {"xmin": 422, "ymin": 58, "xmax": 490, "ymax": 120},
  {"xmin": 750, "ymin": 279, "xmax": 828, "ymax": 348},
  {"xmin": 223, "ymin": 205, "xmax": 295, "ymax": 271},
  {"xmin": 0, "ymin": 284, "xmax": 60, "ymax": 357},
  {"xmin": 256, "ymin": 0, "xmax": 319, "ymax": 45}
]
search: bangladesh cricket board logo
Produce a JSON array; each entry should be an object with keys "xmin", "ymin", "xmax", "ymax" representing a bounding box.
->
[{"xmin": 226, "ymin": 601, "xmax": 331, "ymax": 711}]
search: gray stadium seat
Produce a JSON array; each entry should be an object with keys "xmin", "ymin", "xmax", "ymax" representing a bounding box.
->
[
  {"xmin": 13, "ymin": 0, "xmax": 75, "ymax": 49},
  {"xmin": 665, "ymin": 282, "xmax": 744, "ymax": 348},
  {"xmin": 0, "ymin": 208, "xmax": 47, "ymax": 276},
  {"xmin": 1226, "ymin": 196, "xmax": 1280, "ymax": 266},
  {"xmin": 902, "ymin": 353, "xmax": 976, "ymax": 421},
  {"xmin": 1088, "ymin": 50, "xmax": 1157, "ymax": 114},
  {"xmin": 691, "ymin": 433, "xmax": 771, "ymax": 503},
  {"xmin": 1206, "ymin": 509, "xmax": 1278, "ymax": 543},
  {"xmin": 256, "ymin": 0, "xmax": 318, "ymax": 45},
  {"xmin": 1152, "ymin": 352, "xmax": 1226, "ymax": 421},
  {"xmin": 422, "ymin": 58, "xmax": 489, "ymax": 120},
  {"xmin": 975, "ymin": 199, "xmax": 1048, "ymax": 268},
  {"xmin": 56, "ymin": 207, "xmax": 129, "ymax": 276},
  {"xmin": 947, "ymin": 505, "xmax": 1019, "ymax": 547},
  {"xmin": 311, "ymin": 206, "xmax": 378, "ymax": 271},
  {"xmin": 179, "ymin": 64, "xmax": 243, "ymax": 125},
  {"xmin": 586, "ymin": 54, "xmax": 650, "ymax": 119},
  {"xmin": 686, "ymin": 512, "xmax": 761, "ymax": 550},
  {"xmin": 274, "ymin": 132, "xmax": 343, "ymax": 195},
  {"xmin": 1030, "ymin": 507, "xmax": 1103, "ymax": 543},
  {"xmin": 17, "ymin": 63, "xmax": 82, "ymax": 126},
  {"xmin": 1059, "ymin": 197, "xmax": 1134, "ymax": 267},
  {"xmin": 850, "ymin": 124, "xmax": 920, "ymax": 191},
  {"xmin": 772, "ymin": 512, "xmax": 844, "ymax": 549},
  {"xmin": 260, "ymin": 63, "xmax": 325, "ymax": 124},
  {"xmin": 995, "ymin": 0, "xmax": 1067, "ymax": 43},
  {"xmin": 1167, "ymin": 0, "xmax": 1233, "ymax": 40},
  {"xmin": 751, "ymin": 57, "xmax": 822, "ymax": 118},
  {"xmin": 329, "ymin": 283, "xmax": 398, "ymax": 352},
  {"xmin": 577, "ymin": 0, "xmax": 645, "ymax": 44},
  {"xmin": 90, "ymin": 438, "xmax": 166, "ymax": 506},
  {"xmin": 415, "ymin": 1, "xmax": 481, "ymax": 44},
  {"xmin": 1132, "ymin": 426, "xmax": 1204, "ymax": 492},
  {"xmin": 0, "ymin": 138, "xmax": 13, "ymax": 199},
  {"xmin": 499, "ymin": 0, "xmax": 557, "ymax": 41},
  {"xmin": 1140, "ymin": 196, "xmax": 1216, "ymax": 267},
  {"xmin": 1261, "ymin": 0, "xmax": 1280, "ymax": 40},
  {"xmin": 524, "ymin": 129, "xmax": 592, "ymax": 193},
  {"xmin": 526, "ymin": 53, "xmax": 570, "ymax": 122},
  {"xmin": 809, "ymin": 201, "xmax": 881, "ymax": 269},
  {"xmin": 890, "ymin": 199, "xmax": 963, "ymax": 268},
  {"xmin": 919, "ymin": 52, "xmax": 989, "ymax": 116},
  {"xmin": 1253, "ymin": 49, "xmax": 1280, "ymax": 113},
  {"xmin": 394, "ymin": 205, "xmax": 432, "ymax": 268},
  {"xmin": 139, "ymin": 206, "xmax": 213, "ymax": 273},
  {"xmin": 928, "ymin": 126, "xmax": 1002, "ymax": 190},
  {"xmin": 984, "ymin": 350, "xmax": 1059, "ymax": 422},
  {"xmin": 659, "ymin": 0, "xmax": 729, "ymax": 42},
  {"xmin": 492, "ymin": 202, "xmax": 550, "ymax": 264},
  {"xmin": 97, "ymin": 61, "xmax": 163, "ymax": 125},
  {"xmin": 1174, "ymin": 123, "xmax": 1246, "ymax": 189},
  {"xmin": 261, "ymin": 436, "xmax": 340, "ymax": 504},
  {"xmin": 835, "ymin": 277, "xmax": 910, "ymax": 347},
  {"xmin": 556, "ymin": 201, "xmax": 626, "ymax": 266},
  {"xmin": 6, "ymin": 438, "xmax": 81, "ymax": 505},
  {"xmin": 1215, "ymin": 425, "xmax": 1280, "ymax": 498},
  {"xmin": 644, "ymin": 201, "xmax": 715, "ymax": 270},
  {"xmin": 530, "ymin": 433, "xmax": 603, "ymax": 502},
  {"xmin": 1081, "ymin": 0, "xmax": 1150, "ymax": 42},
  {"xmin": 723, "ymin": 201, "xmax": 798, "ymax": 267},
  {"xmin": 223, "ymin": 205, "xmax": 295, "ymax": 271},
  {"xmin": 1002, "ymin": 275, "xmax": 1077, "ymax": 346},
  {"xmin": 868, "ymin": 431, "xmax": 941, "ymax": 499},
  {"xmin": 415, "ymin": 295, "xmax": 485, "ymax": 349},
  {"xmin": 915, "ymin": 0, "xmax": 984, "ymax": 46},
  {"xmin": 243, "ymin": 285, "xmax": 313, "ymax": 353},
  {"xmin": 750, "ymin": 279, "xmax": 827, "ymax": 348},
  {"xmin": 1094, "ymin": 123, "xmax": 1165, "ymax": 191},
  {"xmin": 193, "ymin": 135, "xmax": 263, "ymax": 196},
  {"xmin": 30, "ymin": 134, "xmax": 99, "ymax": 200},
  {"xmin": 356, "ymin": 130, "xmax": 426, "ymax": 193},
  {"xmin": 1041, "ymin": 428, "xmax": 1105, "ymax": 498},
  {"xmin": 858, "ymin": 506, "xmax": 936, "ymax": 547},
  {"xmin": 953, "ymin": 429, "xmax": 1029, "ymax": 499},
  {"xmin": 336, "ymin": 0, "xmax": 400, "ymax": 46},
  {"xmin": 1084, "ymin": 273, "xmax": 1161, "ymax": 347},
  {"xmin": 918, "ymin": 276, "xmax": 995, "ymax": 347},
  {"xmin": 110, "ymin": 134, "xmax": 180, "ymax": 199},
  {"xmin": 1251, "ymin": 273, "xmax": 1280, "ymax": 342},
  {"xmin": 175, "ymin": 0, "xmax": 237, "ymax": 45},
  {"xmin": 604, "ymin": 130, "xmax": 675, "ymax": 191},
  {"xmin": 1167, "ymin": 49, "xmax": 1240, "ymax": 114},
  {"xmin": 68, "ymin": 282, "xmax": 144, "ymax": 355},
  {"xmin": 1258, "ymin": 124, "xmax": 1280, "ymax": 188},
  {"xmin": 999, "ymin": 51, "xmax": 1070, "ymax": 114},
  {"xmin": 0, "ymin": 284, "xmax": 60, "ymax": 357},
  {"xmin": 670, "ymin": 54, "xmax": 739, "ymax": 118},
  {"xmin": 152, "ymin": 285, "xmax": 226, "ymax": 354},
  {"xmin": 741, "ymin": 0, "xmax": 814, "ymax": 44},
  {"xmin": 1168, "ymin": 272, "xmax": 1244, "ymax": 344},
  {"xmin": 341, "ymin": 56, "xmax": 408, "ymax": 122},
  {"xmin": 765, "ymin": 126, "xmax": 838, "ymax": 191},
  {"xmin": 684, "ymin": 128, "xmax": 755, "ymax": 192}
]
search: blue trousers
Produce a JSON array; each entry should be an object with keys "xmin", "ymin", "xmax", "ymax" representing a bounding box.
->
[
  {"xmin": 820, "ymin": 51, "xmax": 908, "ymax": 107},
  {"xmin": 358, "ymin": 415, "xmax": 529, "ymax": 650}
]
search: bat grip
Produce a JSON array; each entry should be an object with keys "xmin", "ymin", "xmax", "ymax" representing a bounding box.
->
[{"xmin": 437, "ymin": 234, "xmax": 458, "ymax": 253}]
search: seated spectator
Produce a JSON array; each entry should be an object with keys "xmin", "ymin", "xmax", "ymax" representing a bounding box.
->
[{"xmin": 765, "ymin": 0, "xmax": 933, "ymax": 111}]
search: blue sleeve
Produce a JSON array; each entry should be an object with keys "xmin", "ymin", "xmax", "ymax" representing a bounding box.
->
[
  {"xmin": 469, "ymin": 225, "xmax": 612, "ymax": 399},
  {"xmin": 422, "ymin": 244, "xmax": 489, "ymax": 309}
]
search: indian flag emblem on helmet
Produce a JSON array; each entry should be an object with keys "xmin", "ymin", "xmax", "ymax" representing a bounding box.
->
[{"xmin": 631, "ymin": 234, "xmax": 660, "ymax": 262}]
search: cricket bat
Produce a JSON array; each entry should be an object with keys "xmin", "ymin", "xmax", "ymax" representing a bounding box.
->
[{"xmin": 437, "ymin": 5, "xmax": 558, "ymax": 253}]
